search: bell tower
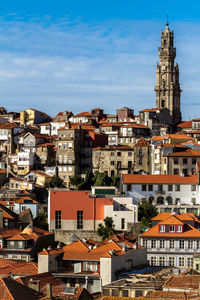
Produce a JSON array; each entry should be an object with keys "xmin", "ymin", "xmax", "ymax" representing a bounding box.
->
[{"xmin": 155, "ymin": 23, "xmax": 181, "ymax": 126}]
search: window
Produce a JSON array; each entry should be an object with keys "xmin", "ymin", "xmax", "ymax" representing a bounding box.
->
[
  {"xmin": 159, "ymin": 257, "xmax": 165, "ymax": 266},
  {"xmin": 139, "ymin": 148, "xmax": 143, "ymax": 155},
  {"xmin": 150, "ymin": 256, "xmax": 157, "ymax": 266},
  {"xmin": 139, "ymin": 158, "xmax": 142, "ymax": 166},
  {"xmin": 77, "ymin": 211, "xmax": 83, "ymax": 229},
  {"xmin": 175, "ymin": 185, "xmax": 180, "ymax": 191},
  {"xmin": 187, "ymin": 257, "xmax": 193, "ymax": 267},
  {"xmin": 169, "ymin": 240, "xmax": 175, "ymax": 249},
  {"xmin": 168, "ymin": 185, "xmax": 173, "ymax": 191},
  {"xmin": 142, "ymin": 184, "xmax": 146, "ymax": 191},
  {"xmin": 151, "ymin": 240, "xmax": 156, "ymax": 248},
  {"xmin": 117, "ymin": 152, "xmax": 121, "ymax": 156},
  {"xmin": 175, "ymin": 198, "xmax": 180, "ymax": 205},
  {"xmin": 148, "ymin": 185, "xmax": 153, "ymax": 191},
  {"xmin": 10, "ymin": 241, "xmax": 14, "ymax": 248},
  {"xmin": 169, "ymin": 225, "xmax": 175, "ymax": 232},
  {"xmin": 117, "ymin": 161, "xmax": 121, "ymax": 169},
  {"xmin": 160, "ymin": 225, "xmax": 165, "ymax": 232},
  {"xmin": 179, "ymin": 257, "xmax": 185, "ymax": 267},
  {"xmin": 18, "ymin": 241, "xmax": 23, "ymax": 248},
  {"xmin": 159, "ymin": 240, "xmax": 165, "ymax": 249},
  {"xmin": 22, "ymin": 206, "xmax": 26, "ymax": 211},
  {"xmin": 192, "ymin": 158, "xmax": 196, "ymax": 165},
  {"xmin": 188, "ymin": 240, "xmax": 193, "ymax": 249},
  {"xmin": 110, "ymin": 161, "xmax": 114, "ymax": 166},
  {"xmin": 121, "ymin": 218, "xmax": 125, "ymax": 230},
  {"xmin": 191, "ymin": 185, "xmax": 196, "ymax": 191},
  {"xmin": 173, "ymin": 168, "xmax": 179, "ymax": 175},
  {"xmin": 177, "ymin": 225, "xmax": 182, "ymax": 232},
  {"xmin": 122, "ymin": 290, "xmax": 129, "ymax": 297},
  {"xmin": 169, "ymin": 257, "xmax": 175, "ymax": 267},
  {"xmin": 179, "ymin": 240, "xmax": 184, "ymax": 249},
  {"xmin": 55, "ymin": 211, "xmax": 61, "ymax": 229},
  {"xmin": 192, "ymin": 198, "xmax": 196, "ymax": 205},
  {"xmin": 158, "ymin": 184, "xmax": 163, "ymax": 192},
  {"xmin": 197, "ymin": 241, "xmax": 200, "ymax": 249},
  {"xmin": 174, "ymin": 158, "xmax": 178, "ymax": 164},
  {"xmin": 110, "ymin": 152, "xmax": 114, "ymax": 156},
  {"xmin": 82, "ymin": 262, "xmax": 98, "ymax": 272},
  {"xmin": 128, "ymin": 152, "xmax": 132, "ymax": 156},
  {"xmin": 143, "ymin": 240, "xmax": 148, "ymax": 247},
  {"xmin": 128, "ymin": 161, "xmax": 132, "ymax": 168},
  {"xmin": 183, "ymin": 158, "xmax": 188, "ymax": 164},
  {"xmin": 127, "ymin": 184, "xmax": 132, "ymax": 192}
]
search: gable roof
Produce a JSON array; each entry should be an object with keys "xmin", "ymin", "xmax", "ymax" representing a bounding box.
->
[{"xmin": 135, "ymin": 137, "xmax": 151, "ymax": 147}]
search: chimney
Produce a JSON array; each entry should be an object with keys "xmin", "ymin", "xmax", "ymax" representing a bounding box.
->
[
  {"xmin": 28, "ymin": 279, "xmax": 40, "ymax": 292},
  {"xmin": 46, "ymin": 283, "xmax": 52, "ymax": 299}
]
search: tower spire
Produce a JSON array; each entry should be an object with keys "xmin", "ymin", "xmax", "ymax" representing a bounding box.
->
[{"xmin": 154, "ymin": 23, "xmax": 182, "ymax": 127}]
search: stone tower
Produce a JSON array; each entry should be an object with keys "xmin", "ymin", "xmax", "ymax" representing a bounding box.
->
[{"xmin": 155, "ymin": 23, "xmax": 181, "ymax": 126}]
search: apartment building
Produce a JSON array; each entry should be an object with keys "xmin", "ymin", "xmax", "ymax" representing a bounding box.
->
[
  {"xmin": 140, "ymin": 212, "xmax": 200, "ymax": 268},
  {"xmin": 134, "ymin": 138, "xmax": 151, "ymax": 174},
  {"xmin": 56, "ymin": 125, "xmax": 83, "ymax": 188},
  {"xmin": 122, "ymin": 173, "xmax": 200, "ymax": 214},
  {"xmin": 48, "ymin": 190, "xmax": 138, "ymax": 243},
  {"xmin": 163, "ymin": 149, "xmax": 200, "ymax": 175},
  {"xmin": 38, "ymin": 237, "xmax": 146, "ymax": 294},
  {"xmin": 92, "ymin": 145, "xmax": 134, "ymax": 177}
]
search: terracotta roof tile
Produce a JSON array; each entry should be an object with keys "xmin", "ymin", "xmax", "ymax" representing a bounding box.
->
[
  {"xmin": 122, "ymin": 174, "xmax": 198, "ymax": 184},
  {"xmin": 135, "ymin": 137, "xmax": 151, "ymax": 147},
  {"xmin": 163, "ymin": 275, "xmax": 200, "ymax": 290}
]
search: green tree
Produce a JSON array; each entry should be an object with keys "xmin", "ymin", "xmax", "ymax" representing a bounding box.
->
[
  {"xmin": 94, "ymin": 172, "xmax": 112, "ymax": 186},
  {"xmin": 112, "ymin": 176, "xmax": 120, "ymax": 188},
  {"xmin": 141, "ymin": 216, "xmax": 149, "ymax": 229},
  {"xmin": 69, "ymin": 175, "xmax": 83, "ymax": 187},
  {"xmin": 46, "ymin": 175, "xmax": 65, "ymax": 188},
  {"xmin": 33, "ymin": 212, "xmax": 48, "ymax": 230},
  {"xmin": 138, "ymin": 199, "xmax": 158, "ymax": 223},
  {"xmin": 97, "ymin": 217, "xmax": 115, "ymax": 241}
]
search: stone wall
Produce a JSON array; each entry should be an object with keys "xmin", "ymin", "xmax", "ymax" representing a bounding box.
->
[{"xmin": 54, "ymin": 230, "xmax": 101, "ymax": 244}]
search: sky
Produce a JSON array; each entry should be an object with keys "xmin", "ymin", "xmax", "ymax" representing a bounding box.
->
[{"xmin": 1, "ymin": 1, "xmax": 200, "ymax": 119}]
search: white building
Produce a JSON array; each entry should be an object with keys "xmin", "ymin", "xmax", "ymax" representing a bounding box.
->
[
  {"xmin": 140, "ymin": 212, "xmax": 200, "ymax": 268},
  {"xmin": 122, "ymin": 174, "xmax": 200, "ymax": 215}
]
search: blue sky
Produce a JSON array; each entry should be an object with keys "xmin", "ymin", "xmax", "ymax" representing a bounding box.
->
[{"xmin": 1, "ymin": 1, "xmax": 200, "ymax": 119}]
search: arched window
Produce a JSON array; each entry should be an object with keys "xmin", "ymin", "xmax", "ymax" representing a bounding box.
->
[
  {"xmin": 149, "ymin": 196, "xmax": 154, "ymax": 204},
  {"xmin": 157, "ymin": 196, "xmax": 164, "ymax": 205},
  {"xmin": 166, "ymin": 196, "xmax": 173, "ymax": 205}
]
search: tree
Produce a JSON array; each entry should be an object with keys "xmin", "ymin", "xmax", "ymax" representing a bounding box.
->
[
  {"xmin": 112, "ymin": 176, "xmax": 120, "ymax": 188},
  {"xmin": 141, "ymin": 216, "xmax": 149, "ymax": 229},
  {"xmin": 46, "ymin": 175, "xmax": 65, "ymax": 188},
  {"xmin": 33, "ymin": 212, "xmax": 48, "ymax": 230},
  {"xmin": 94, "ymin": 173, "xmax": 112, "ymax": 186},
  {"xmin": 69, "ymin": 175, "xmax": 83, "ymax": 187},
  {"xmin": 138, "ymin": 199, "xmax": 158, "ymax": 223},
  {"xmin": 97, "ymin": 217, "xmax": 115, "ymax": 241}
]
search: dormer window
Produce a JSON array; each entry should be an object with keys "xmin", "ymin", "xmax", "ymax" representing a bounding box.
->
[
  {"xmin": 169, "ymin": 225, "xmax": 175, "ymax": 232},
  {"xmin": 177, "ymin": 225, "xmax": 182, "ymax": 232},
  {"xmin": 160, "ymin": 225, "xmax": 165, "ymax": 232}
]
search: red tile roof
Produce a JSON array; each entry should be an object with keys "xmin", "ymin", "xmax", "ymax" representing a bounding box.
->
[
  {"xmin": 141, "ymin": 213, "xmax": 200, "ymax": 238},
  {"xmin": 165, "ymin": 149, "xmax": 200, "ymax": 157},
  {"xmin": 163, "ymin": 275, "xmax": 200, "ymax": 290},
  {"xmin": 135, "ymin": 137, "xmax": 151, "ymax": 147},
  {"xmin": 122, "ymin": 174, "xmax": 198, "ymax": 184},
  {"xmin": 177, "ymin": 120, "xmax": 192, "ymax": 128}
]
